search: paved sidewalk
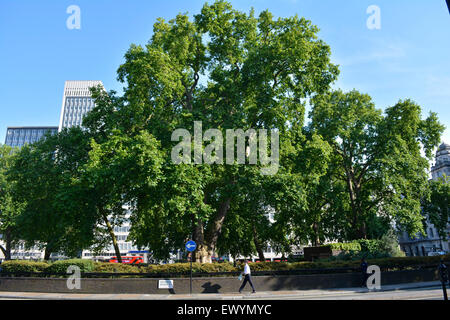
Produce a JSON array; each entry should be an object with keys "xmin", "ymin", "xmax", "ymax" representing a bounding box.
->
[{"xmin": 0, "ymin": 281, "xmax": 443, "ymax": 300}]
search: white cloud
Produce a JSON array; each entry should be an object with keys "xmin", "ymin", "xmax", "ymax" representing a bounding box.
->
[{"xmin": 335, "ymin": 43, "xmax": 406, "ymax": 68}]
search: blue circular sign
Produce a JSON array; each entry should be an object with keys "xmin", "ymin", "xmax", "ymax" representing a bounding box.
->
[{"xmin": 185, "ymin": 240, "xmax": 197, "ymax": 252}]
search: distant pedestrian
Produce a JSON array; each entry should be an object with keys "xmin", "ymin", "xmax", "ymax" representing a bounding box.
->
[
  {"xmin": 239, "ymin": 260, "xmax": 256, "ymax": 294},
  {"xmin": 360, "ymin": 258, "xmax": 369, "ymax": 287}
]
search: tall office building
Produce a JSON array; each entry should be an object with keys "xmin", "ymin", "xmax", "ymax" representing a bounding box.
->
[
  {"xmin": 4, "ymin": 126, "xmax": 58, "ymax": 148},
  {"xmin": 58, "ymin": 80, "xmax": 104, "ymax": 131}
]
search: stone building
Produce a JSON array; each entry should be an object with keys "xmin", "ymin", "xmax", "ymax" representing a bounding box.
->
[{"xmin": 398, "ymin": 142, "xmax": 450, "ymax": 256}]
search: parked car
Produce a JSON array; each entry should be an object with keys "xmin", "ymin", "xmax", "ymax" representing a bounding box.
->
[{"xmin": 427, "ymin": 251, "xmax": 446, "ymax": 256}]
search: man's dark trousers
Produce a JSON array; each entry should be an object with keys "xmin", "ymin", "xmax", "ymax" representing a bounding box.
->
[{"xmin": 239, "ymin": 274, "xmax": 256, "ymax": 292}]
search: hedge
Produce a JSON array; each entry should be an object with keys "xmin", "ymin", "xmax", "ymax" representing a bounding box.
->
[
  {"xmin": 138, "ymin": 262, "xmax": 238, "ymax": 274},
  {"xmin": 0, "ymin": 260, "xmax": 49, "ymax": 273},
  {"xmin": 324, "ymin": 242, "xmax": 362, "ymax": 252},
  {"xmin": 0, "ymin": 255, "xmax": 448, "ymax": 276},
  {"xmin": 93, "ymin": 262, "xmax": 143, "ymax": 274},
  {"xmin": 321, "ymin": 239, "xmax": 403, "ymax": 259},
  {"xmin": 357, "ymin": 239, "xmax": 384, "ymax": 254},
  {"xmin": 44, "ymin": 259, "xmax": 95, "ymax": 274}
]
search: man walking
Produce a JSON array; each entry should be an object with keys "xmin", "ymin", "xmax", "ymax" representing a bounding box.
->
[{"xmin": 239, "ymin": 259, "xmax": 256, "ymax": 293}]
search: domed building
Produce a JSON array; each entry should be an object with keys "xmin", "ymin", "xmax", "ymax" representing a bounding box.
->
[
  {"xmin": 431, "ymin": 143, "xmax": 450, "ymax": 179},
  {"xmin": 398, "ymin": 142, "xmax": 450, "ymax": 256}
]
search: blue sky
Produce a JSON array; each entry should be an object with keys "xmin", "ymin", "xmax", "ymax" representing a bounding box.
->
[{"xmin": 1, "ymin": 0, "xmax": 449, "ymax": 147}]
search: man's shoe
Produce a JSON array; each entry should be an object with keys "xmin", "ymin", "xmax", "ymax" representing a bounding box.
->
[{"xmin": 252, "ymin": 291, "xmax": 256, "ymax": 293}]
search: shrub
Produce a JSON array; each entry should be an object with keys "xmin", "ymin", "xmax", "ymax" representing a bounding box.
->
[
  {"xmin": 356, "ymin": 239, "xmax": 383, "ymax": 254},
  {"xmin": 45, "ymin": 259, "xmax": 95, "ymax": 274},
  {"xmin": 246, "ymin": 261, "xmax": 290, "ymax": 271},
  {"xmin": 93, "ymin": 262, "xmax": 142, "ymax": 273},
  {"xmin": 321, "ymin": 231, "xmax": 406, "ymax": 261},
  {"xmin": 198, "ymin": 262, "xmax": 237, "ymax": 273},
  {"xmin": 324, "ymin": 242, "xmax": 361, "ymax": 252},
  {"xmin": 142, "ymin": 262, "xmax": 238, "ymax": 274},
  {"xmin": 378, "ymin": 230, "xmax": 406, "ymax": 258},
  {"xmin": 1, "ymin": 260, "xmax": 49, "ymax": 273},
  {"xmin": 2, "ymin": 255, "xmax": 448, "ymax": 277}
]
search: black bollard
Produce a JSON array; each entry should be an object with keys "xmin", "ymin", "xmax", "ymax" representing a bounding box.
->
[{"xmin": 438, "ymin": 259, "xmax": 448, "ymax": 301}]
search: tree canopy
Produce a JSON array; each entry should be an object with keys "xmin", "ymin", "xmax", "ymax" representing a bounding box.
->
[{"xmin": 2, "ymin": 1, "xmax": 446, "ymax": 262}]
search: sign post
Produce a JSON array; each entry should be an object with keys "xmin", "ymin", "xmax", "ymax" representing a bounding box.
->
[{"xmin": 185, "ymin": 240, "xmax": 197, "ymax": 295}]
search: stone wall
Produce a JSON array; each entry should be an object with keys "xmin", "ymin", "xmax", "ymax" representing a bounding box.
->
[{"xmin": 0, "ymin": 269, "xmax": 440, "ymax": 294}]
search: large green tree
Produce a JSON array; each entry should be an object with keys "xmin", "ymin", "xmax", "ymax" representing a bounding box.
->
[
  {"xmin": 0, "ymin": 144, "xmax": 23, "ymax": 260},
  {"xmin": 83, "ymin": 129, "xmax": 164, "ymax": 262},
  {"xmin": 7, "ymin": 124, "xmax": 161, "ymax": 262},
  {"xmin": 85, "ymin": 0, "xmax": 339, "ymax": 262},
  {"xmin": 422, "ymin": 175, "xmax": 449, "ymax": 240},
  {"xmin": 309, "ymin": 90, "xmax": 445, "ymax": 240},
  {"xmin": 7, "ymin": 129, "xmax": 98, "ymax": 259}
]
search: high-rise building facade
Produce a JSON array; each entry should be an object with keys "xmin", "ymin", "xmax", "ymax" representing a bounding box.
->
[
  {"xmin": 4, "ymin": 126, "xmax": 58, "ymax": 148},
  {"xmin": 58, "ymin": 80, "xmax": 104, "ymax": 131}
]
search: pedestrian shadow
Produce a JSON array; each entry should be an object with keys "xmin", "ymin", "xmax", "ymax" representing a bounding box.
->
[{"xmin": 201, "ymin": 282, "xmax": 222, "ymax": 293}]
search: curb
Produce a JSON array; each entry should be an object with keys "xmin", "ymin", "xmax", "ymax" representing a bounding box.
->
[{"xmin": 0, "ymin": 281, "xmax": 443, "ymax": 300}]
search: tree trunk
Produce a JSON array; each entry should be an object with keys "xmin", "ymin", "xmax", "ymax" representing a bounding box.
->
[
  {"xmin": 0, "ymin": 245, "xmax": 10, "ymax": 260},
  {"xmin": 345, "ymin": 170, "xmax": 364, "ymax": 240},
  {"xmin": 0, "ymin": 229, "xmax": 12, "ymax": 260},
  {"xmin": 256, "ymin": 245, "xmax": 265, "ymax": 262},
  {"xmin": 44, "ymin": 245, "xmax": 52, "ymax": 261},
  {"xmin": 100, "ymin": 208, "xmax": 122, "ymax": 263},
  {"xmin": 358, "ymin": 222, "xmax": 367, "ymax": 240},
  {"xmin": 194, "ymin": 243, "xmax": 213, "ymax": 264},
  {"xmin": 194, "ymin": 198, "xmax": 231, "ymax": 263},
  {"xmin": 312, "ymin": 222, "xmax": 320, "ymax": 246},
  {"xmin": 252, "ymin": 226, "xmax": 265, "ymax": 262}
]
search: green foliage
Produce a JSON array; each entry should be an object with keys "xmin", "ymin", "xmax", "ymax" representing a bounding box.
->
[
  {"xmin": 422, "ymin": 175, "xmax": 449, "ymax": 240},
  {"xmin": 93, "ymin": 262, "xmax": 143, "ymax": 273},
  {"xmin": 2, "ymin": 1, "xmax": 445, "ymax": 263},
  {"xmin": 86, "ymin": 0, "xmax": 339, "ymax": 262},
  {"xmin": 325, "ymin": 242, "xmax": 362, "ymax": 252},
  {"xmin": 142, "ymin": 262, "xmax": 238, "ymax": 274},
  {"xmin": 45, "ymin": 259, "xmax": 95, "ymax": 274},
  {"xmin": 355, "ymin": 239, "xmax": 383, "ymax": 254},
  {"xmin": 309, "ymin": 91, "xmax": 445, "ymax": 240},
  {"xmin": 246, "ymin": 261, "xmax": 290, "ymax": 271},
  {"xmin": 320, "ymin": 230, "xmax": 406, "ymax": 261},
  {"xmin": 0, "ymin": 144, "xmax": 23, "ymax": 259},
  {"xmin": 7, "ymin": 129, "xmax": 99, "ymax": 259},
  {"xmin": 2, "ymin": 255, "xmax": 449, "ymax": 276},
  {"xmin": 377, "ymin": 230, "xmax": 406, "ymax": 258},
  {"xmin": 1, "ymin": 260, "xmax": 49, "ymax": 273}
]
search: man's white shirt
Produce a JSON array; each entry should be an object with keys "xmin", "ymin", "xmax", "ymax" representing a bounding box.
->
[{"xmin": 244, "ymin": 263, "xmax": 251, "ymax": 275}]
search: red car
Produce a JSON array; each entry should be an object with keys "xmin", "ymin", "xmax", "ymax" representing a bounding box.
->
[{"xmin": 109, "ymin": 256, "xmax": 144, "ymax": 264}]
